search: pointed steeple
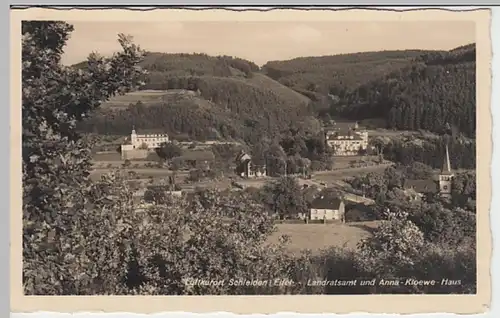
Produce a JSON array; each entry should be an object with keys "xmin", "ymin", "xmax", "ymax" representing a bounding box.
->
[
  {"xmin": 441, "ymin": 144, "xmax": 452, "ymax": 175},
  {"xmin": 131, "ymin": 125, "xmax": 136, "ymax": 135}
]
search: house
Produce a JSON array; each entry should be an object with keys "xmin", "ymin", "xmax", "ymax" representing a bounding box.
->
[
  {"xmin": 235, "ymin": 151, "xmax": 267, "ymax": 178},
  {"xmin": 325, "ymin": 122, "xmax": 369, "ymax": 156},
  {"xmin": 403, "ymin": 179, "xmax": 439, "ymax": 196},
  {"xmin": 309, "ymin": 195, "xmax": 346, "ymax": 222}
]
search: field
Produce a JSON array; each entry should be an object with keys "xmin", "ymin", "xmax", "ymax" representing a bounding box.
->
[
  {"xmin": 312, "ymin": 163, "xmax": 393, "ymax": 182},
  {"xmin": 269, "ymin": 221, "xmax": 381, "ymax": 255},
  {"xmin": 100, "ymin": 90, "xmax": 169, "ymax": 109}
]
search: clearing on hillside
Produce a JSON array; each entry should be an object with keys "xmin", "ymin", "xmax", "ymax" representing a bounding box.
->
[{"xmin": 101, "ymin": 90, "xmax": 169, "ymax": 109}]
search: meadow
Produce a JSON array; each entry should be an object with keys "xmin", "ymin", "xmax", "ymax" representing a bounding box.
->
[
  {"xmin": 100, "ymin": 90, "xmax": 170, "ymax": 109},
  {"xmin": 269, "ymin": 221, "xmax": 381, "ymax": 255}
]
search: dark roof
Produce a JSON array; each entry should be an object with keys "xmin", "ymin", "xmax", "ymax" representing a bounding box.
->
[
  {"xmin": 235, "ymin": 152, "xmax": 251, "ymax": 163},
  {"xmin": 403, "ymin": 179, "xmax": 438, "ymax": 193},
  {"xmin": 310, "ymin": 195, "xmax": 343, "ymax": 210},
  {"xmin": 179, "ymin": 150, "xmax": 215, "ymax": 161},
  {"xmin": 326, "ymin": 121, "xmax": 358, "ymax": 131}
]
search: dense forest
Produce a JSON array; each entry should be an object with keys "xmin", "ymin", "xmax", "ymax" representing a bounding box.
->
[
  {"xmin": 334, "ymin": 44, "xmax": 476, "ymax": 137},
  {"xmin": 262, "ymin": 50, "xmax": 432, "ymax": 96}
]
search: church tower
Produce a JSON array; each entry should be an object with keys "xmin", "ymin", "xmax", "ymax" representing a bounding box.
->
[
  {"xmin": 438, "ymin": 144, "xmax": 454, "ymax": 198},
  {"xmin": 131, "ymin": 126, "xmax": 138, "ymax": 146}
]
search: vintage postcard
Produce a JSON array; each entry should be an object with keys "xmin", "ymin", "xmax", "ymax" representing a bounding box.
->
[{"xmin": 10, "ymin": 7, "xmax": 491, "ymax": 314}]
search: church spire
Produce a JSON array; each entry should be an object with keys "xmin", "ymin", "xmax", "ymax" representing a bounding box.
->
[{"xmin": 441, "ymin": 144, "xmax": 452, "ymax": 175}]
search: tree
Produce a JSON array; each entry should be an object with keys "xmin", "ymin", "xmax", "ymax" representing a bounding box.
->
[
  {"xmin": 143, "ymin": 185, "xmax": 169, "ymax": 205},
  {"xmin": 155, "ymin": 142, "xmax": 183, "ymax": 161},
  {"xmin": 451, "ymin": 171, "xmax": 476, "ymax": 210},
  {"xmin": 261, "ymin": 176, "xmax": 308, "ymax": 219},
  {"xmin": 22, "ymin": 21, "xmax": 146, "ymax": 294},
  {"xmin": 403, "ymin": 162, "xmax": 434, "ymax": 180},
  {"xmin": 265, "ymin": 142, "xmax": 287, "ymax": 176},
  {"xmin": 358, "ymin": 210, "xmax": 425, "ymax": 276},
  {"xmin": 127, "ymin": 189, "xmax": 294, "ymax": 295}
]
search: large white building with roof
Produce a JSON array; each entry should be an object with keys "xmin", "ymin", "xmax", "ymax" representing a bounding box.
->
[
  {"xmin": 121, "ymin": 127, "xmax": 170, "ymax": 152},
  {"xmin": 325, "ymin": 122, "xmax": 368, "ymax": 156}
]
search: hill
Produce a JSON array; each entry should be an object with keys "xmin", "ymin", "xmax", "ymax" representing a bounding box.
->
[
  {"xmin": 261, "ymin": 50, "xmax": 438, "ymax": 97},
  {"xmin": 78, "ymin": 52, "xmax": 314, "ymax": 144},
  {"xmin": 334, "ymin": 43, "xmax": 476, "ymax": 137}
]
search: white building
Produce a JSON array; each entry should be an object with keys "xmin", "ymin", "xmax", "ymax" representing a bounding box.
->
[
  {"xmin": 325, "ymin": 122, "xmax": 368, "ymax": 156},
  {"xmin": 309, "ymin": 195, "xmax": 346, "ymax": 222},
  {"xmin": 121, "ymin": 128, "xmax": 169, "ymax": 151}
]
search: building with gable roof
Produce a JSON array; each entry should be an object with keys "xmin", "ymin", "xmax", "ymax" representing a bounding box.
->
[
  {"xmin": 309, "ymin": 194, "xmax": 346, "ymax": 222},
  {"xmin": 324, "ymin": 121, "xmax": 369, "ymax": 156},
  {"xmin": 235, "ymin": 151, "xmax": 267, "ymax": 178}
]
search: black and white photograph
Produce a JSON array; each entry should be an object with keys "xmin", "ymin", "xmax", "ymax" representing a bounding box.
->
[{"xmin": 12, "ymin": 7, "xmax": 491, "ymax": 313}]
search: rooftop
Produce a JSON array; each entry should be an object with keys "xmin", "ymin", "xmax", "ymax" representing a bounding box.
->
[
  {"xmin": 403, "ymin": 179, "xmax": 438, "ymax": 194},
  {"xmin": 310, "ymin": 195, "xmax": 343, "ymax": 210},
  {"xmin": 236, "ymin": 152, "xmax": 252, "ymax": 163},
  {"xmin": 326, "ymin": 130, "xmax": 364, "ymax": 141}
]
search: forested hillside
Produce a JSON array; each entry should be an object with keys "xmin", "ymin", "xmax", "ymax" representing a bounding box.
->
[
  {"xmin": 77, "ymin": 52, "xmax": 314, "ymax": 144},
  {"xmin": 79, "ymin": 44, "xmax": 476, "ymax": 142},
  {"xmin": 335, "ymin": 44, "xmax": 476, "ymax": 137},
  {"xmin": 262, "ymin": 50, "xmax": 434, "ymax": 97}
]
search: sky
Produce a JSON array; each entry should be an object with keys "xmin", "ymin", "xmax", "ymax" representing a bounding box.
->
[{"xmin": 61, "ymin": 21, "xmax": 475, "ymax": 66}]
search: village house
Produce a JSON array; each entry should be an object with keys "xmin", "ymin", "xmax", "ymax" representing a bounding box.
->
[
  {"xmin": 324, "ymin": 122, "xmax": 369, "ymax": 156},
  {"xmin": 235, "ymin": 151, "xmax": 267, "ymax": 178},
  {"xmin": 403, "ymin": 179, "xmax": 439, "ymax": 200},
  {"xmin": 309, "ymin": 195, "xmax": 346, "ymax": 222}
]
